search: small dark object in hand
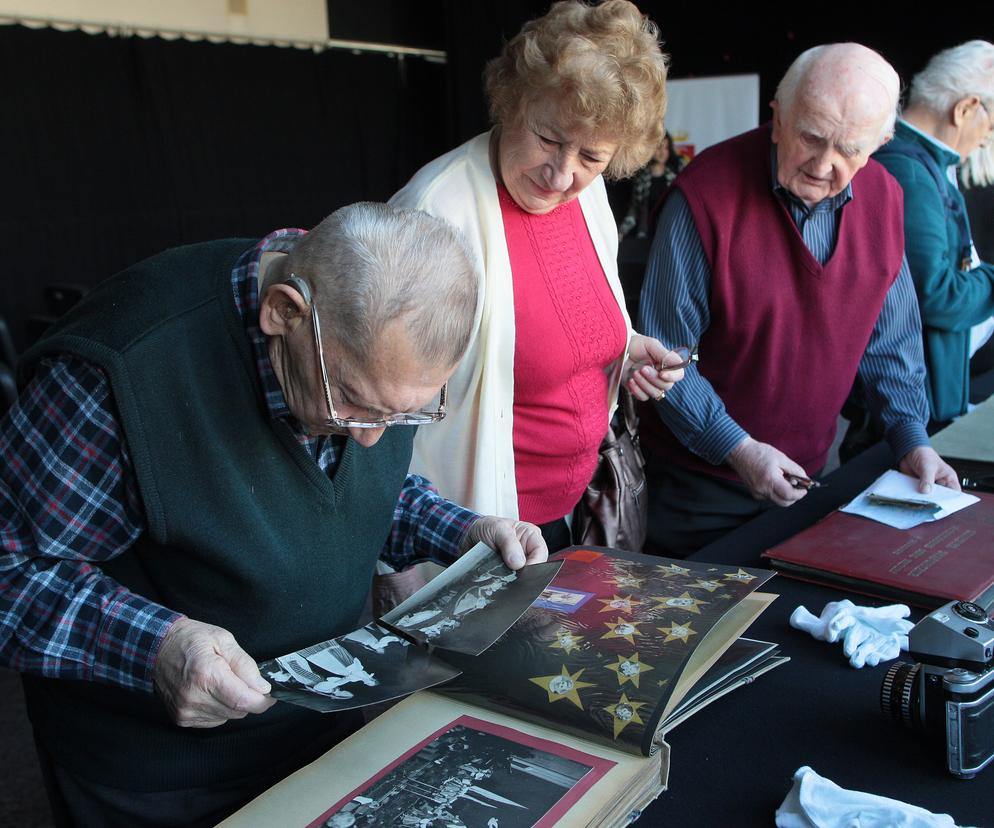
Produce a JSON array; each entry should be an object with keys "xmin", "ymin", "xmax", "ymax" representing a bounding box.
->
[{"xmin": 784, "ymin": 473, "xmax": 823, "ymax": 490}]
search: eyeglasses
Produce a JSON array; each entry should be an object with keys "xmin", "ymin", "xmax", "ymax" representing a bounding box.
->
[
  {"xmin": 660, "ymin": 344, "xmax": 698, "ymax": 371},
  {"xmin": 284, "ymin": 274, "xmax": 447, "ymax": 429}
]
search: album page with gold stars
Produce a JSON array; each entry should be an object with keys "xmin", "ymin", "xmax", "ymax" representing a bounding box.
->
[{"xmin": 437, "ymin": 546, "xmax": 775, "ymax": 757}]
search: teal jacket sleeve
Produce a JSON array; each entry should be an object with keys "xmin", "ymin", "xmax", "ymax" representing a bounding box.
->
[{"xmin": 883, "ymin": 154, "xmax": 994, "ymax": 332}]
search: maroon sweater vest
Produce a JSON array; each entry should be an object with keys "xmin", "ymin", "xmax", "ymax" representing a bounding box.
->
[{"xmin": 643, "ymin": 126, "xmax": 905, "ymax": 480}]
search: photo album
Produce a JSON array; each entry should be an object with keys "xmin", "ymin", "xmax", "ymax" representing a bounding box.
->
[{"xmin": 222, "ymin": 546, "xmax": 787, "ymax": 828}]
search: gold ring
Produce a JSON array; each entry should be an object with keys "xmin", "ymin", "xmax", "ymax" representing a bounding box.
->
[{"xmin": 657, "ymin": 389, "xmax": 666, "ymax": 401}]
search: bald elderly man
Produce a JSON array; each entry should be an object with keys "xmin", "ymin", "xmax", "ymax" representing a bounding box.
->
[{"xmin": 638, "ymin": 43, "xmax": 959, "ymax": 557}]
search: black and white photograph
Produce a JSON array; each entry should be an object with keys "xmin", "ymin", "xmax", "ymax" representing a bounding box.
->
[
  {"xmin": 310, "ymin": 716, "xmax": 611, "ymax": 828},
  {"xmin": 258, "ymin": 623, "xmax": 461, "ymax": 713},
  {"xmin": 381, "ymin": 544, "xmax": 562, "ymax": 655}
]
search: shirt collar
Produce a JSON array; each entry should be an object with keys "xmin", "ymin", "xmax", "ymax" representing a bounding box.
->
[
  {"xmin": 769, "ymin": 139, "xmax": 853, "ymax": 214},
  {"xmin": 231, "ymin": 228, "xmax": 307, "ymax": 421},
  {"xmin": 894, "ymin": 119, "xmax": 962, "ymax": 187},
  {"xmin": 897, "ymin": 118, "xmax": 961, "ymax": 162}
]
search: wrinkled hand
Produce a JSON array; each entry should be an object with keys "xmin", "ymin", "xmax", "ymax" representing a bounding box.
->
[
  {"xmin": 726, "ymin": 437, "xmax": 810, "ymax": 506},
  {"xmin": 460, "ymin": 516, "xmax": 549, "ymax": 570},
  {"xmin": 153, "ymin": 617, "xmax": 275, "ymax": 728},
  {"xmin": 898, "ymin": 446, "xmax": 961, "ymax": 494},
  {"xmin": 623, "ymin": 333, "xmax": 686, "ymax": 402}
]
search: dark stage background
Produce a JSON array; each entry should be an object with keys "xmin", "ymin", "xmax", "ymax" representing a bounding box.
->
[
  {"xmin": 2, "ymin": 1, "xmax": 994, "ymax": 352},
  {"xmin": 3, "ymin": 3, "xmax": 994, "ymax": 826}
]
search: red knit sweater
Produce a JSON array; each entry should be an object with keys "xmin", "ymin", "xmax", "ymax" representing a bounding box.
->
[{"xmin": 499, "ymin": 184, "xmax": 627, "ymax": 523}]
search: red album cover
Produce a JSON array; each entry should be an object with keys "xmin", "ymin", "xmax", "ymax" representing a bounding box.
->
[{"xmin": 762, "ymin": 492, "xmax": 994, "ymax": 608}]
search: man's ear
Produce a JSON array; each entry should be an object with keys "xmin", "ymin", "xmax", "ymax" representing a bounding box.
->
[
  {"xmin": 259, "ymin": 283, "xmax": 309, "ymax": 337},
  {"xmin": 770, "ymin": 100, "xmax": 782, "ymax": 143},
  {"xmin": 951, "ymin": 95, "xmax": 980, "ymax": 128}
]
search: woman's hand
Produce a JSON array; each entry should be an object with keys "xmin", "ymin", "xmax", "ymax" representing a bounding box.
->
[{"xmin": 623, "ymin": 334, "xmax": 686, "ymax": 402}]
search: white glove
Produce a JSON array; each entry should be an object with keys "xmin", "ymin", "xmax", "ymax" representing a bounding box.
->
[
  {"xmin": 790, "ymin": 600, "xmax": 913, "ymax": 669},
  {"xmin": 775, "ymin": 765, "xmax": 969, "ymax": 828}
]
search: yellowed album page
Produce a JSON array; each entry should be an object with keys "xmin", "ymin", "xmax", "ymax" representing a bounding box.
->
[
  {"xmin": 219, "ymin": 691, "xmax": 667, "ymax": 828},
  {"xmin": 661, "ymin": 591, "xmax": 777, "ymax": 719}
]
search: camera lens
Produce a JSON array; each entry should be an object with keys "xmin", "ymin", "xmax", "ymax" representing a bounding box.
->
[{"xmin": 881, "ymin": 661, "xmax": 923, "ymax": 729}]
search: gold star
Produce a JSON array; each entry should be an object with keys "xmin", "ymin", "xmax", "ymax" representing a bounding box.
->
[
  {"xmin": 602, "ymin": 618, "xmax": 645, "ymax": 645},
  {"xmin": 650, "ymin": 591, "xmax": 707, "ymax": 614},
  {"xmin": 605, "ymin": 693, "xmax": 647, "ymax": 738},
  {"xmin": 691, "ymin": 578, "xmax": 722, "ymax": 592},
  {"xmin": 605, "ymin": 652, "xmax": 654, "ymax": 688},
  {"xmin": 723, "ymin": 568, "xmax": 757, "ymax": 583},
  {"xmin": 657, "ymin": 620, "xmax": 698, "ymax": 643},
  {"xmin": 597, "ymin": 594, "xmax": 643, "ymax": 614},
  {"xmin": 656, "ymin": 563, "xmax": 690, "ymax": 578},
  {"xmin": 529, "ymin": 666, "xmax": 595, "ymax": 709},
  {"xmin": 549, "ymin": 629, "xmax": 584, "ymax": 654},
  {"xmin": 610, "ymin": 573, "xmax": 645, "ymax": 590}
]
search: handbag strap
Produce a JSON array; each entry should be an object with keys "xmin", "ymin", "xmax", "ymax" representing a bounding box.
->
[{"xmin": 618, "ymin": 386, "xmax": 639, "ymax": 438}]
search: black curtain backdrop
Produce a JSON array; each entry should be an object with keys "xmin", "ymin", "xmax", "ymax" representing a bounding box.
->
[
  {"xmin": 5, "ymin": 5, "xmax": 994, "ymax": 352},
  {"xmin": 0, "ymin": 23, "xmax": 446, "ymax": 352},
  {"xmin": 443, "ymin": 2, "xmax": 994, "ymax": 145}
]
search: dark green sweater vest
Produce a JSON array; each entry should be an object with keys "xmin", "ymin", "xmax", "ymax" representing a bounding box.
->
[{"xmin": 18, "ymin": 239, "xmax": 415, "ymax": 790}]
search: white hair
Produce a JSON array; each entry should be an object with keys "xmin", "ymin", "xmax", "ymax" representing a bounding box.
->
[
  {"xmin": 961, "ymin": 144, "xmax": 994, "ymax": 188},
  {"xmin": 288, "ymin": 203, "xmax": 477, "ymax": 370},
  {"xmin": 908, "ymin": 40, "xmax": 994, "ymax": 117},
  {"xmin": 775, "ymin": 43, "xmax": 901, "ymax": 145}
]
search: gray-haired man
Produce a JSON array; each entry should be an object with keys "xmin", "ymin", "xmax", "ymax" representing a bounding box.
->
[
  {"xmin": 873, "ymin": 40, "xmax": 994, "ymax": 424},
  {"xmin": 638, "ymin": 44, "xmax": 959, "ymax": 557},
  {"xmin": 0, "ymin": 202, "xmax": 547, "ymax": 826}
]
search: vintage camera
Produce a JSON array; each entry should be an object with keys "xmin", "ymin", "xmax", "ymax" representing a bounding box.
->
[{"xmin": 880, "ymin": 600, "xmax": 994, "ymax": 778}]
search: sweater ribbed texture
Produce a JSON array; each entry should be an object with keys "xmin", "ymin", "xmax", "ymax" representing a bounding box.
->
[
  {"xmin": 499, "ymin": 185, "xmax": 627, "ymax": 522},
  {"xmin": 18, "ymin": 239, "xmax": 414, "ymax": 790}
]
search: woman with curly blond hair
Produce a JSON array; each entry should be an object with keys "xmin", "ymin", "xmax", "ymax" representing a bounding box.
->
[{"xmin": 391, "ymin": 0, "xmax": 682, "ymax": 552}]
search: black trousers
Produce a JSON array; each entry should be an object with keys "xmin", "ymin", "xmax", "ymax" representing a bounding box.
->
[
  {"xmin": 537, "ymin": 516, "xmax": 573, "ymax": 554},
  {"xmin": 34, "ymin": 711, "xmax": 363, "ymax": 828},
  {"xmin": 642, "ymin": 454, "xmax": 771, "ymax": 558}
]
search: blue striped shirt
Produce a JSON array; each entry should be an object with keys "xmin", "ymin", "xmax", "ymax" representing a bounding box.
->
[
  {"xmin": 639, "ymin": 144, "xmax": 930, "ymax": 469},
  {"xmin": 0, "ymin": 231, "xmax": 477, "ymax": 691}
]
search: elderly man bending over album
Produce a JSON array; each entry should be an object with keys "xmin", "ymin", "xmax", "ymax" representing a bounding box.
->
[{"xmin": 0, "ymin": 202, "xmax": 547, "ymax": 827}]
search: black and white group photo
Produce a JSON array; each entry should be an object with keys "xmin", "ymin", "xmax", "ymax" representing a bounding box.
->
[
  {"xmin": 258, "ymin": 623, "xmax": 461, "ymax": 713},
  {"xmin": 314, "ymin": 718, "xmax": 602, "ymax": 828}
]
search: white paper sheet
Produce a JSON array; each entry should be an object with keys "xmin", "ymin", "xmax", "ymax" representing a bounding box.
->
[{"xmin": 840, "ymin": 470, "xmax": 980, "ymax": 529}]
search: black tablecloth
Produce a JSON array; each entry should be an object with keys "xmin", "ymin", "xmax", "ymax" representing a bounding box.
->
[{"xmin": 638, "ymin": 443, "xmax": 992, "ymax": 826}]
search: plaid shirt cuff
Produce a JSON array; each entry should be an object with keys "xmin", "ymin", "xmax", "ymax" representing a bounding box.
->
[
  {"xmin": 93, "ymin": 591, "xmax": 182, "ymax": 692},
  {"xmin": 381, "ymin": 474, "xmax": 479, "ymax": 571}
]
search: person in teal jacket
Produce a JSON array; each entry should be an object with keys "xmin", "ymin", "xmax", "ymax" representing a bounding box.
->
[{"xmin": 873, "ymin": 40, "xmax": 994, "ymax": 423}]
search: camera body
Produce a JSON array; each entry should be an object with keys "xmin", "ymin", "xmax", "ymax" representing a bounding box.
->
[{"xmin": 880, "ymin": 600, "xmax": 994, "ymax": 778}]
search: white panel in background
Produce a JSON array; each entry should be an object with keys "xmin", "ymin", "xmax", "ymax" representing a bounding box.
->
[
  {"xmin": 0, "ymin": 0, "xmax": 328, "ymax": 42},
  {"xmin": 665, "ymin": 75, "xmax": 760, "ymax": 164}
]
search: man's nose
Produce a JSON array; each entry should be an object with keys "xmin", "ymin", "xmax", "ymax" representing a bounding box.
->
[
  {"xmin": 809, "ymin": 149, "xmax": 834, "ymax": 178},
  {"xmin": 350, "ymin": 426, "xmax": 386, "ymax": 447}
]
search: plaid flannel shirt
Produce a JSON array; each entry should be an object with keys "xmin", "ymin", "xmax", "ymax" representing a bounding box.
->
[{"xmin": 0, "ymin": 230, "xmax": 477, "ymax": 692}]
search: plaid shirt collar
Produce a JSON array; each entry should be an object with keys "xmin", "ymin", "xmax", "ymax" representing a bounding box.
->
[{"xmin": 230, "ymin": 228, "xmax": 307, "ymax": 422}]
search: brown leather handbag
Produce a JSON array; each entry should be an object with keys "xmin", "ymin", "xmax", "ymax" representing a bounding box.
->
[{"xmin": 572, "ymin": 388, "xmax": 648, "ymax": 552}]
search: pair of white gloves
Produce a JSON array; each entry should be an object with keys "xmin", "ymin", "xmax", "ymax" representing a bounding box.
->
[{"xmin": 789, "ymin": 599, "xmax": 914, "ymax": 668}]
